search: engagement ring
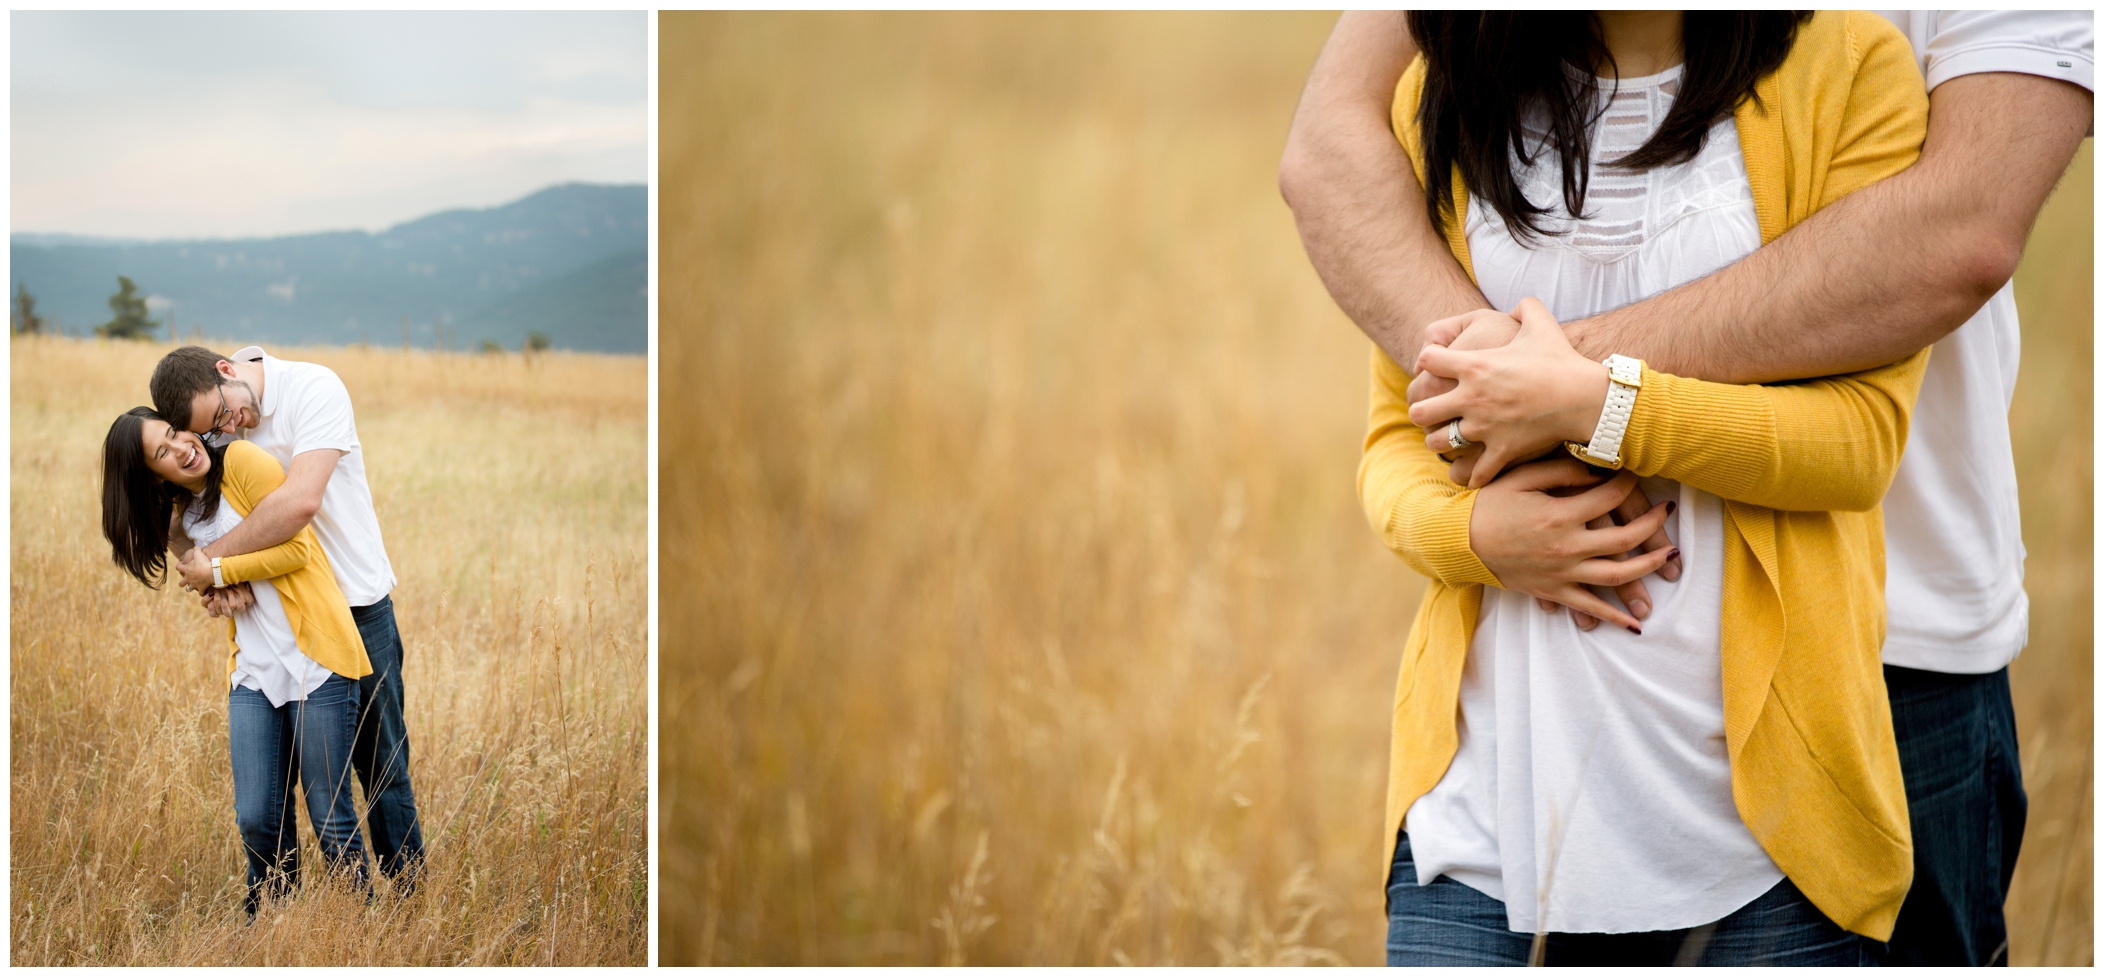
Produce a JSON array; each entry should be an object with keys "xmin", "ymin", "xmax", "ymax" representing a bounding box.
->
[{"xmin": 1447, "ymin": 418, "xmax": 1471, "ymax": 450}]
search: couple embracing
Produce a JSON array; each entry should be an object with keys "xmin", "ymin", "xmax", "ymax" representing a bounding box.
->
[
  {"xmin": 1283, "ymin": 9, "xmax": 2090, "ymax": 967},
  {"xmin": 100, "ymin": 345, "xmax": 427, "ymax": 915}
]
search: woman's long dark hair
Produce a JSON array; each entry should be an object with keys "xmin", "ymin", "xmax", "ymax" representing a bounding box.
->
[
  {"xmin": 1407, "ymin": 12, "xmax": 1810, "ymax": 240},
  {"xmin": 101, "ymin": 407, "xmax": 228, "ymax": 588}
]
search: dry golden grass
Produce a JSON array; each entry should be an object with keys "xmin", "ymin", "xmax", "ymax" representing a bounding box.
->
[
  {"xmin": 659, "ymin": 12, "xmax": 2090, "ymax": 965},
  {"xmin": 2002, "ymin": 137, "xmax": 2094, "ymax": 967},
  {"xmin": 11, "ymin": 335, "xmax": 647, "ymax": 964}
]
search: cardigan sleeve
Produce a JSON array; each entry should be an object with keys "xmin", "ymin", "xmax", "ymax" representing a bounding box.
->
[
  {"xmin": 1359, "ymin": 346, "xmax": 1503, "ymax": 587},
  {"xmin": 1616, "ymin": 351, "xmax": 1927, "ymax": 513},
  {"xmin": 214, "ymin": 441, "xmax": 325, "ymax": 586},
  {"xmin": 1600, "ymin": 11, "xmax": 1933, "ymax": 513},
  {"xmin": 1362, "ymin": 59, "xmax": 1500, "ymax": 586}
]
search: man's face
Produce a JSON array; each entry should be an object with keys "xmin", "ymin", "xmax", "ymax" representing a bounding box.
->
[{"xmin": 185, "ymin": 364, "xmax": 259, "ymax": 438}]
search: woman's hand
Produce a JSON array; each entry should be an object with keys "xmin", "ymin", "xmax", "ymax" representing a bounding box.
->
[
  {"xmin": 176, "ymin": 546, "xmax": 215, "ymax": 593},
  {"xmin": 1462, "ymin": 454, "xmax": 1682, "ymax": 630},
  {"xmin": 1470, "ymin": 458, "xmax": 1677, "ymax": 634},
  {"xmin": 1410, "ymin": 297, "xmax": 1611, "ymax": 488}
]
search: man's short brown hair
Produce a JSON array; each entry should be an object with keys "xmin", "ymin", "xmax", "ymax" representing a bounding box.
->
[{"xmin": 149, "ymin": 345, "xmax": 231, "ymax": 431}]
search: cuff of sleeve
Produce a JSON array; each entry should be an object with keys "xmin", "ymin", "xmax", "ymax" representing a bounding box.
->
[
  {"xmin": 218, "ymin": 552, "xmax": 263, "ymax": 586},
  {"xmin": 1927, "ymin": 45, "xmax": 2093, "ymax": 94},
  {"xmin": 1386, "ymin": 488, "xmax": 1503, "ymax": 588},
  {"xmin": 1619, "ymin": 366, "xmax": 1776, "ymax": 482}
]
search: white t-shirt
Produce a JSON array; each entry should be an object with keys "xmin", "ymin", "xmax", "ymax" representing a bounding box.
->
[
  {"xmin": 185, "ymin": 489, "xmax": 331, "ymax": 707},
  {"xmin": 1869, "ymin": 11, "xmax": 2092, "ymax": 673},
  {"xmin": 229, "ymin": 345, "xmax": 397, "ymax": 607},
  {"xmin": 1409, "ymin": 66, "xmax": 1782, "ymax": 935}
]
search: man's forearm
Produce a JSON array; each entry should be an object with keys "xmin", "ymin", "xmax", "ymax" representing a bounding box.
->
[
  {"xmin": 1567, "ymin": 73, "xmax": 2092, "ymax": 382},
  {"xmin": 201, "ymin": 490, "xmax": 312, "ymax": 558},
  {"xmin": 170, "ymin": 513, "xmax": 196, "ymax": 556},
  {"xmin": 1281, "ymin": 11, "xmax": 1488, "ymax": 371}
]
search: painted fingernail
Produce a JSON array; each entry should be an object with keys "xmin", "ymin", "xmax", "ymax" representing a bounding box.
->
[
  {"xmin": 1667, "ymin": 548, "xmax": 1681, "ymax": 562},
  {"xmin": 1665, "ymin": 501, "xmax": 1677, "ymax": 515},
  {"xmin": 1626, "ymin": 625, "xmax": 1642, "ymax": 635}
]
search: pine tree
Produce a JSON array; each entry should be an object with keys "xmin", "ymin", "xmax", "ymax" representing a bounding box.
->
[
  {"xmin": 13, "ymin": 285, "xmax": 47, "ymax": 335},
  {"xmin": 97, "ymin": 276, "xmax": 160, "ymax": 340}
]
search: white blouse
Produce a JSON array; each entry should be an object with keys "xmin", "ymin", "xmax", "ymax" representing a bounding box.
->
[
  {"xmin": 184, "ymin": 494, "xmax": 331, "ymax": 708},
  {"xmin": 1403, "ymin": 65, "xmax": 1784, "ymax": 935}
]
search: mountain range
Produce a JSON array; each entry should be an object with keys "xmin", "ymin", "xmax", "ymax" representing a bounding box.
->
[{"xmin": 10, "ymin": 182, "xmax": 646, "ymax": 353}]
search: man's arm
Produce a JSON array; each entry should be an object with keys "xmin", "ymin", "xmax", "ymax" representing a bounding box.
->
[
  {"xmin": 170, "ymin": 509, "xmax": 196, "ymax": 555},
  {"xmin": 1564, "ymin": 72, "xmax": 2093, "ymax": 381},
  {"xmin": 1280, "ymin": 12, "xmax": 1488, "ymax": 371},
  {"xmin": 199, "ymin": 449, "xmax": 342, "ymax": 558}
]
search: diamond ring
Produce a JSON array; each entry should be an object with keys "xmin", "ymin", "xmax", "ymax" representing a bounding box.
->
[{"xmin": 1447, "ymin": 418, "xmax": 1471, "ymax": 450}]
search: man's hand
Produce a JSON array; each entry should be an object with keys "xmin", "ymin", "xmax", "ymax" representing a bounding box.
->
[
  {"xmin": 1412, "ymin": 298, "xmax": 1611, "ymax": 486},
  {"xmin": 1408, "ymin": 309, "xmax": 1526, "ymax": 405},
  {"xmin": 1470, "ymin": 458, "xmax": 1677, "ymax": 633},
  {"xmin": 176, "ymin": 547, "xmax": 215, "ymax": 594}
]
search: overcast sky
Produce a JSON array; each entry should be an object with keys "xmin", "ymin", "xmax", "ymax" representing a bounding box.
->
[{"xmin": 12, "ymin": 11, "xmax": 647, "ymax": 240}]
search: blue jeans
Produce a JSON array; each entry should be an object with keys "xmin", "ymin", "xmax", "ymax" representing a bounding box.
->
[
  {"xmin": 1386, "ymin": 832, "xmax": 1878, "ymax": 965},
  {"xmin": 1881, "ymin": 665, "xmax": 2025, "ymax": 966},
  {"xmin": 350, "ymin": 596, "xmax": 427, "ymax": 890},
  {"xmin": 229, "ymin": 673, "xmax": 370, "ymax": 914}
]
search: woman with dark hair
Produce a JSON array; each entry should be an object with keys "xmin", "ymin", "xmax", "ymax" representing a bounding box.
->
[
  {"xmin": 100, "ymin": 407, "xmax": 374, "ymax": 915},
  {"xmin": 1359, "ymin": 11, "xmax": 1929, "ymax": 965}
]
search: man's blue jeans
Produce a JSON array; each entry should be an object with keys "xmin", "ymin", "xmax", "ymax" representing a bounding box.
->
[
  {"xmin": 1385, "ymin": 832, "xmax": 1878, "ymax": 965},
  {"xmin": 229, "ymin": 673, "xmax": 370, "ymax": 914},
  {"xmin": 350, "ymin": 595, "xmax": 427, "ymax": 890},
  {"xmin": 1881, "ymin": 664, "xmax": 2026, "ymax": 965}
]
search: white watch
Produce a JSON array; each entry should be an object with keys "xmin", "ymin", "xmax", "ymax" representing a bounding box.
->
[
  {"xmin": 1567, "ymin": 354, "xmax": 1643, "ymax": 469},
  {"xmin": 211, "ymin": 556, "xmax": 225, "ymax": 589}
]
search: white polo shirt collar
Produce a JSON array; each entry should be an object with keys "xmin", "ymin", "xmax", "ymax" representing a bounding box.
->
[{"xmin": 229, "ymin": 345, "xmax": 280, "ymax": 420}]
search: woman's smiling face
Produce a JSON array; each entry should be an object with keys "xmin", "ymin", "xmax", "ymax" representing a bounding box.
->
[{"xmin": 140, "ymin": 417, "xmax": 211, "ymax": 488}]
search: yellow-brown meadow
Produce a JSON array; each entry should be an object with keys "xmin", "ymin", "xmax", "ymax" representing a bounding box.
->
[{"xmin": 11, "ymin": 336, "xmax": 647, "ymax": 964}]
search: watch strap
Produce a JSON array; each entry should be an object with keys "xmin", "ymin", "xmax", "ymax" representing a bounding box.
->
[{"xmin": 1570, "ymin": 354, "xmax": 1642, "ymax": 468}]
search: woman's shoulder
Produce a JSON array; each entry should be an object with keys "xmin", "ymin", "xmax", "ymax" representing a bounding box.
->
[
  {"xmin": 1780, "ymin": 11, "xmax": 1919, "ymax": 87},
  {"xmin": 219, "ymin": 439, "xmax": 285, "ymax": 495},
  {"xmin": 1391, "ymin": 54, "xmax": 1431, "ymax": 178},
  {"xmin": 224, "ymin": 439, "xmax": 274, "ymax": 470}
]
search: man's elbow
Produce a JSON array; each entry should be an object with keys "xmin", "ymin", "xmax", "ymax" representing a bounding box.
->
[
  {"xmin": 1278, "ymin": 130, "xmax": 1318, "ymax": 214},
  {"xmin": 1958, "ymin": 232, "xmax": 2025, "ymax": 302},
  {"xmin": 288, "ymin": 493, "xmax": 325, "ymax": 527}
]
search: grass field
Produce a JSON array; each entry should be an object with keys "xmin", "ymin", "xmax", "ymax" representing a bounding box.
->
[
  {"xmin": 10, "ymin": 336, "xmax": 648, "ymax": 965},
  {"xmin": 662, "ymin": 12, "xmax": 2091, "ymax": 965}
]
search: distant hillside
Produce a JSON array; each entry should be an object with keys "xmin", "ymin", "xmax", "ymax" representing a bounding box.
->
[
  {"xmin": 10, "ymin": 182, "xmax": 646, "ymax": 353},
  {"xmin": 455, "ymin": 247, "xmax": 646, "ymax": 354}
]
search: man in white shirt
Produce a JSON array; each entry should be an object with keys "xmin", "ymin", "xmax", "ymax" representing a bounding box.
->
[
  {"xmin": 154, "ymin": 344, "xmax": 428, "ymax": 894},
  {"xmin": 1279, "ymin": 10, "xmax": 2091, "ymax": 966}
]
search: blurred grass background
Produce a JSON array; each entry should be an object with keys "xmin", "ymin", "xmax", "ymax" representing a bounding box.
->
[{"xmin": 658, "ymin": 11, "xmax": 2091, "ymax": 965}]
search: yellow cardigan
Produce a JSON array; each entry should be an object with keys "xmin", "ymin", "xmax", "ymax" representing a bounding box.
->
[
  {"xmin": 1362, "ymin": 11, "xmax": 1928, "ymax": 940},
  {"xmin": 203, "ymin": 440, "xmax": 372, "ymax": 683}
]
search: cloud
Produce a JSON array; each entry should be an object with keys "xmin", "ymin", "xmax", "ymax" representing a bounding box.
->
[{"xmin": 11, "ymin": 11, "xmax": 646, "ymax": 239}]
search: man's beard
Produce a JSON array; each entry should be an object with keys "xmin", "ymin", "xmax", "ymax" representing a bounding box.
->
[{"xmin": 228, "ymin": 379, "xmax": 261, "ymax": 431}]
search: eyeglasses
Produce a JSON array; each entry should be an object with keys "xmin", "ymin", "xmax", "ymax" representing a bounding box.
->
[{"xmin": 198, "ymin": 383, "xmax": 231, "ymax": 445}]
